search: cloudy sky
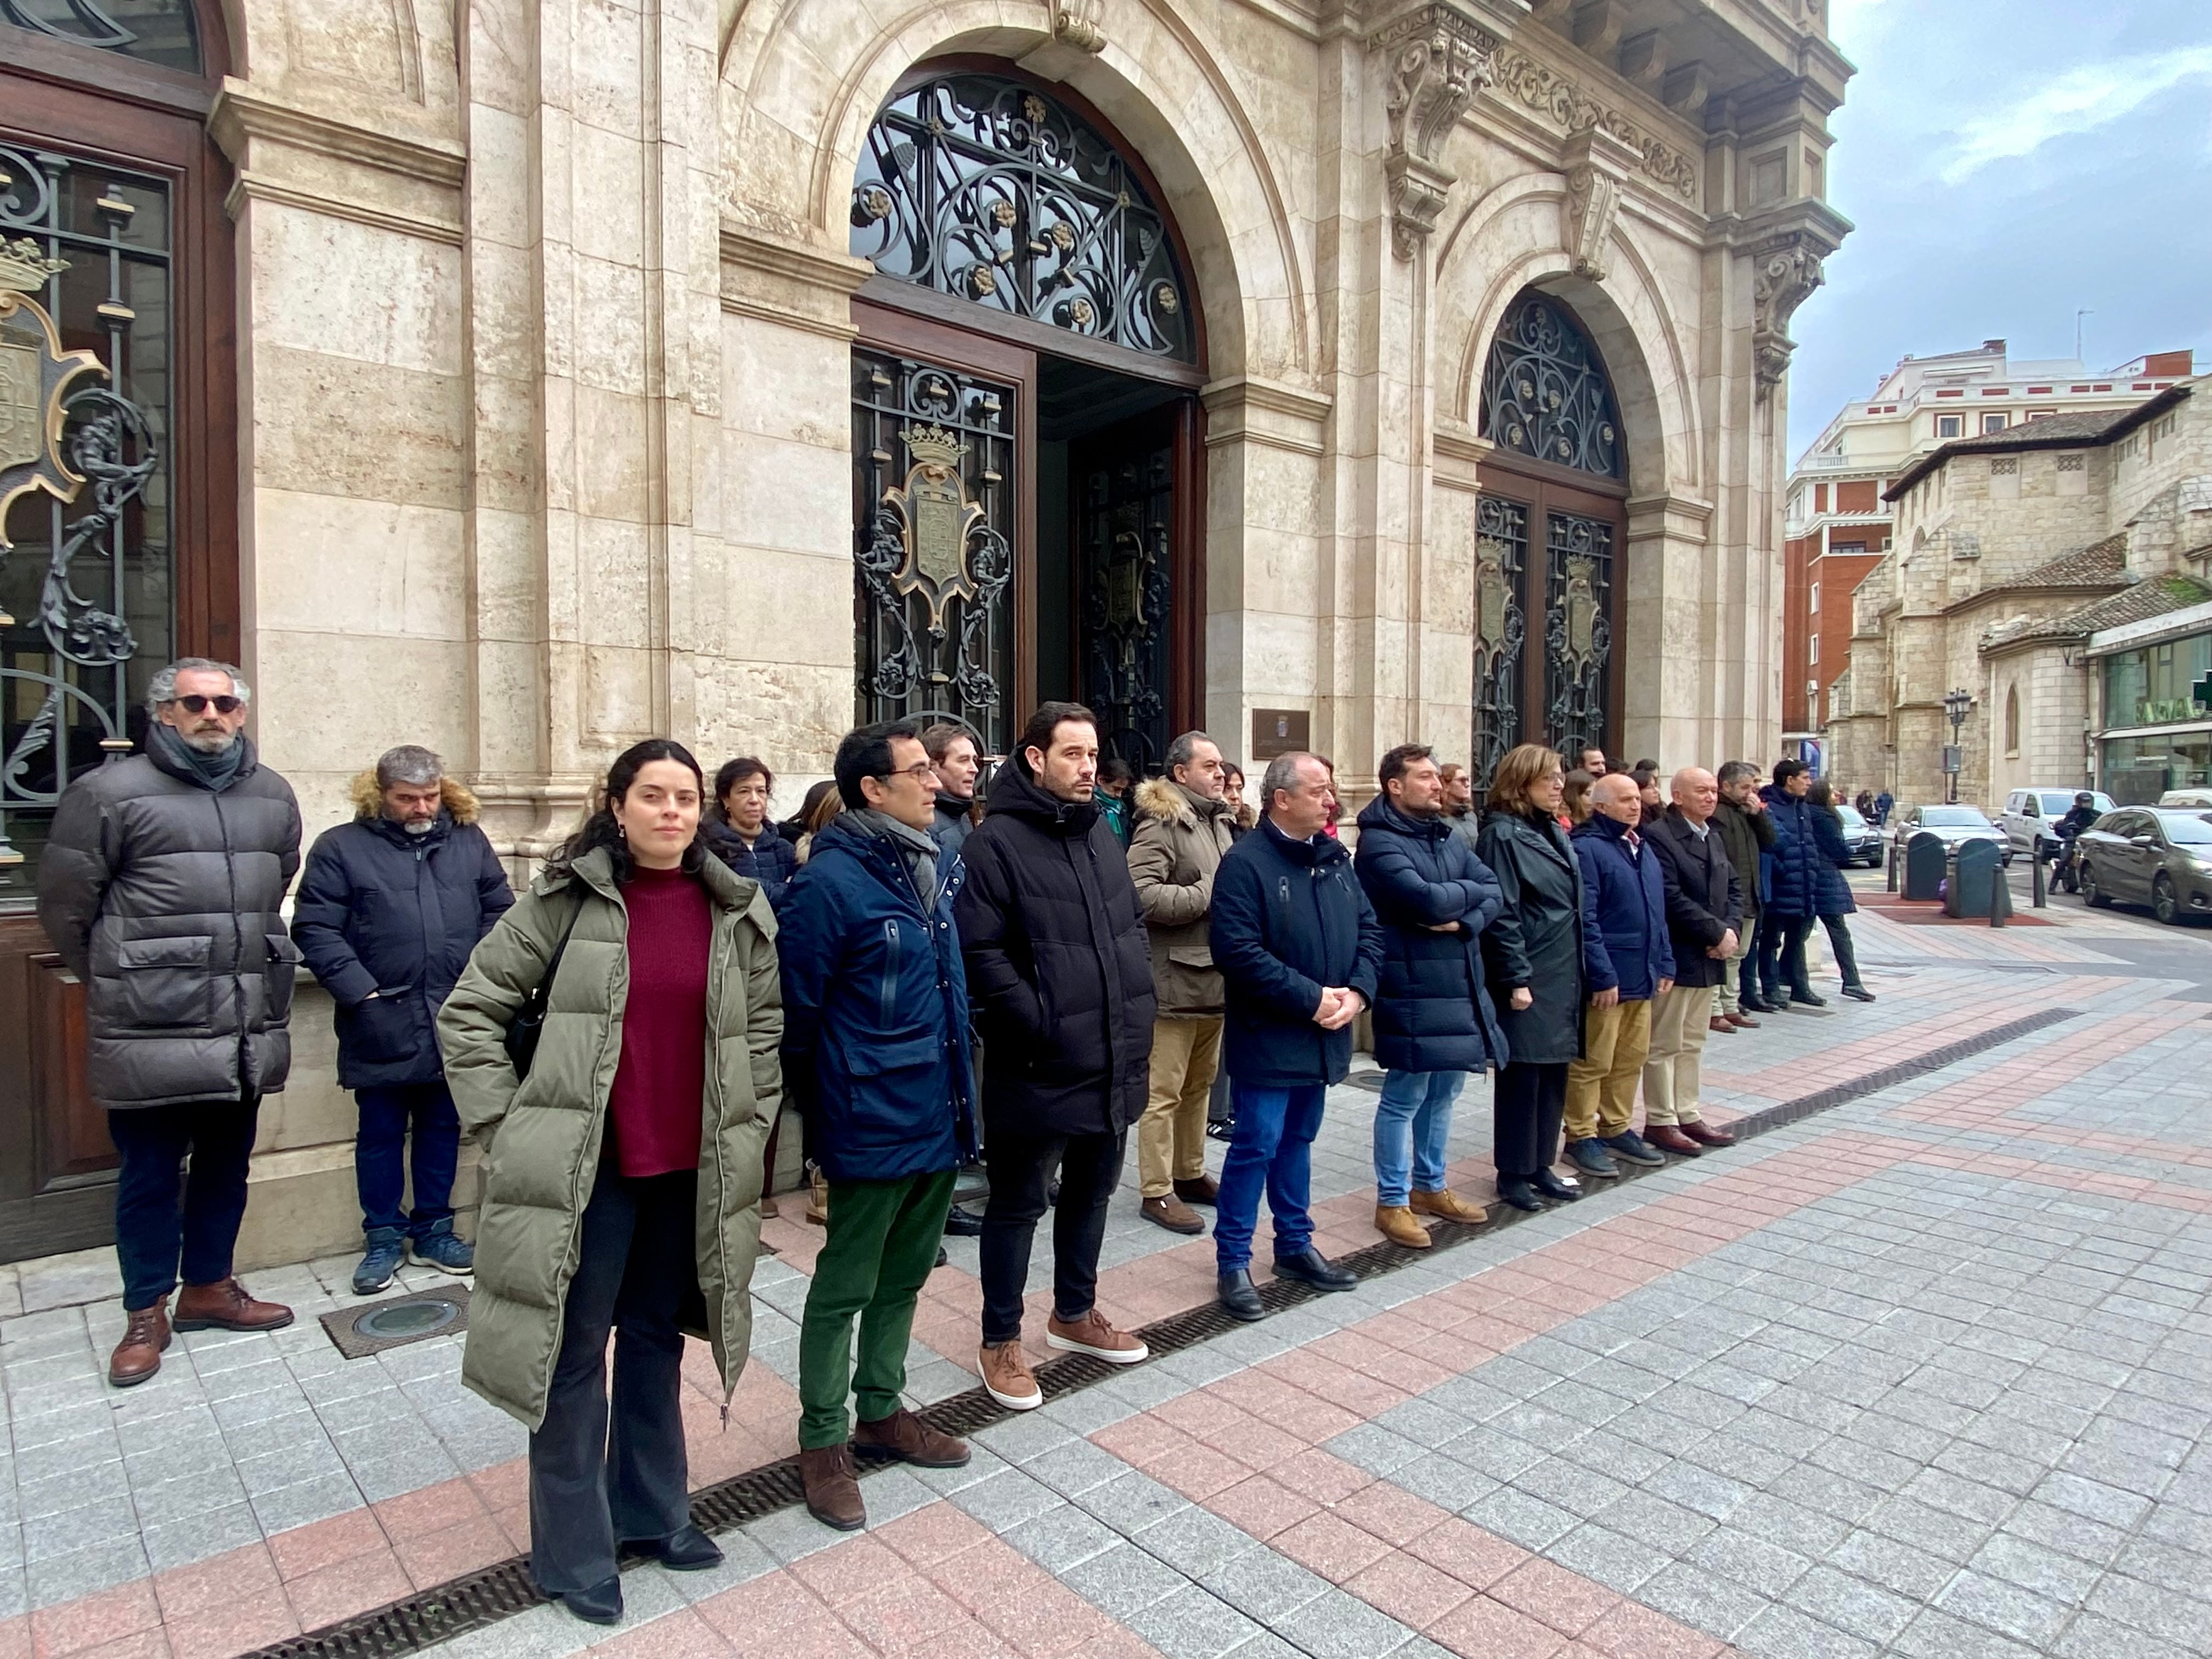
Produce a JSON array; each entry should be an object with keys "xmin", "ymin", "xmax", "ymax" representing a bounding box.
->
[{"xmin": 1786, "ymin": 0, "xmax": 2212, "ymax": 461}]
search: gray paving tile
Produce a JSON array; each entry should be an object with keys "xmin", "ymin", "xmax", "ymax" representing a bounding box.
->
[
  {"xmin": 1736, "ymin": 1602, "xmax": 1878, "ymax": 1659},
  {"xmin": 1637, "ymin": 1559, "xmax": 1770, "ymax": 1641},
  {"xmin": 1126, "ymin": 1584, "xmax": 1263, "ymax": 1659},
  {"xmin": 1197, "ymin": 1547, "xmax": 1332, "ymax": 1623},
  {"xmin": 1267, "ymin": 1588, "xmax": 1416, "ymax": 1659}
]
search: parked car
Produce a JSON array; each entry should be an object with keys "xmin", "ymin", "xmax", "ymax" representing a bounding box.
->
[
  {"xmin": 2000, "ymin": 788, "xmax": 2116, "ymax": 858},
  {"xmin": 1885, "ymin": 803, "xmax": 2011, "ymax": 864},
  {"xmin": 2158, "ymin": 788, "xmax": 2212, "ymax": 809},
  {"xmin": 2075, "ymin": 807, "xmax": 2212, "ymax": 925},
  {"xmin": 1835, "ymin": 803, "xmax": 1883, "ymax": 867}
]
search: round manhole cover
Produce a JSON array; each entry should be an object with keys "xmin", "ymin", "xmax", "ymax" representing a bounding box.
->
[{"xmin": 353, "ymin": 1297, "xmax": 461, "ymax": 1341}]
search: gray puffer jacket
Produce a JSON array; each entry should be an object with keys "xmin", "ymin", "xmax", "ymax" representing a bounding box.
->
[{"xmin": 36, "ymin": 737, "xmax": 303, "ymax": 1108}]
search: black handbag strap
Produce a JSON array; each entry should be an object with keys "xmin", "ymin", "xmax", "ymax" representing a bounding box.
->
[{"xmin": 523, "ymin": 890, "xmax": 586, "ymax": 1015}]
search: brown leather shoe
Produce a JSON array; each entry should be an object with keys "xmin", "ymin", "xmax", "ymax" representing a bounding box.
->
[
  {"xmin": 1679, "ymin": 1119, "xmax": 1737, "ymax": 1148},
  {"xmin": 978, "ymin": 1340, "xmax": 1043, "ymax": 1410},
  {"xmin": 108, "ymin": 1299, "xmax": 171, "ymax": 1388},
  {"xmin": 1643, "ymin": 1125, "xmax": 1703, "ymax": 1156},
  {"xmin": 1708, "ymin": 1016, "xmax": 1736, "ymax": 1035},
  {"xmin": 1374, "ymin": 1205, "xmax": 1433, "ymax": 1248},
  {"xmin": 855, "ymin": 1407, "xmax": 970, "ymax": 1469},
  {"xmin": 1725, "ymin": 1011, "xmax": 1760, "ymax": 1029},
  {"xmin": 1141, "ymin": 1195, "xmax": 1204, "ymax": 1235},
  {"xmin": 173, "ymin": 1278, "xmax": 293, "ymax": 1333},
  {"xmin": 1409, "ymin": 1188, "xmax": 1488, "ymax": 1225},
  {"xmin": 1046, "ymin": 1308, "xmax": 1148, "ymax": 1364},
  {"xmin": 1172, "ymin": 1174, "xmax": 1220, "ymax": 1206},
  {"xmin": 797, "ymin": 1444, "xmax": 865, "ymax": 1531}
]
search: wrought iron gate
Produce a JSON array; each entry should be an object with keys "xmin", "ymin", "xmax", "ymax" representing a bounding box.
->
[
  {"xmin": 1471, "ymin": 496, "xmax": 1527, "ymax": 788},
  {"xmin": 0, "ymin": 140, "xmax": 170, "ymax": 895},
  {"xmin": 851, "ymin": 347, "xmax": 1016, "ymax": 752},
  {"xmin": 1541, "ymin": 509, "xmax": 1613, "ymax": 760},
  {"xmin": 1076, "ymin": 435, "xmax": 1171, "ymax": 773}
]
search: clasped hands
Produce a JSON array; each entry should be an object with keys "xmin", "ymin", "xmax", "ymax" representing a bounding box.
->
[{"xmin": 1311, "ymin": 986, "xmax": 1365, "ymax": 1030}]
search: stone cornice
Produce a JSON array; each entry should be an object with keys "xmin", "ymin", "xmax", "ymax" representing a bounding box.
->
[
  {"xmin": 207, "ymin": 83, "xmax": 466, "ymax": 189},
  {"xmin": 1486, "ymin": 48, "xmax": 1700, "ymax": 202},
  {"xmin": 1203, "ymin": 374, "xmax": 1333, "ymax": 456},
  {"xmin": 223, "ymin": 173, "xmax": 462, "ymax": 246},
  {"xmin": 718, "ymin": 224, "xmax": 871, "ymax": 341}
]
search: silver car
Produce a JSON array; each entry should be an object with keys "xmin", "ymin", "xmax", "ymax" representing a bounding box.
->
[{"xmin": 1886, "ymin": 803, "xmax": 2010, "ymax": 864}]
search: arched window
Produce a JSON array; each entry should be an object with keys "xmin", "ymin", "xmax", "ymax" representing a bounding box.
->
[
  {"xmin": 850, "ymin": 72, "xmax": 1195, "ymax": 362},
  {"xmin": 2, "ymin": 0, "xmax": 201, "ymax": 72},
  {"xmin": 1480, "ymin": 292, "xmax": 1624, "ymax": 479},
  {"xmin": 2004, "ymin": 685, "xmax": 2021, "ymax": 757}
]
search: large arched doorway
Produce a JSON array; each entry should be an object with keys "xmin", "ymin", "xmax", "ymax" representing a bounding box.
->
[
  {"xmin": 847, "ymin": 65, "xmax": 1206, "ymax": 771},
  {"xmin": 1, "ymin": 0, "xmax": 237, "ymax": 1256},
  {"xmin": 1471, "ymin": 290, "xmax": 1628, "ymax": 785}
]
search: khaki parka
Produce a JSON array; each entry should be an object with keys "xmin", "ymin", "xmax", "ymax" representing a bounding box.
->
[
  {"xmin": 435, "ymin": 846, "xmax": 779, "ymax": 1430},
  {"xmin": 1126, "ymin": 777, "xmax": 1236, "ymax": 1017}
]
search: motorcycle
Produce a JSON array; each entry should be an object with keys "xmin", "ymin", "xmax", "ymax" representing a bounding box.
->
[{"xmin": 2051, "ymin": 826, "xmax": 2084, "ymax": 894}]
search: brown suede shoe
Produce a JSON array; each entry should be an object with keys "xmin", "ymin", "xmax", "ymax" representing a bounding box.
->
[
  {"xmin": 1172, "ymin": 1174, "xmax": 1220, "ymax": 1206},
  {"xmin": 1680, "ymin": 1119, "xmax": 1737, "ymax": 1148},
  {"xmin": 1046, "ymin": 1308, "xmax": 1148, "ymax": 1364},
  {"xmin": 173, "ymin": 1278, "xmax": 293, "ymax": 1333},
  {"xmin": 797, "ymin": 1445, "xmax": 865, "ymax": 1531},
  {"xmin": 1725, "ymin": 1011, "xmax": 1760, "ymax": 1029},
  {"xmin": 1643, "ymin": 1125, "xmax": 1703, "ymax": 1156},
  {"xmin": 855, "ymin": 1407, "xmax": 970, "ymax": 1469},
  {"xmin": 1374, "ymin": 1205, "xmax": 1433, "ymax": 1248},
  {"xmin": 978, "ymin": 1340, "xmax": 1043, "ymax": 1410},
  {"xmin": 1141, "ymin": 1195, "xmax": 1204, "ymax": 1235},
  {"xmin": 1409, "ymin": 1188, "xmax": 1488, "ymax": 1225},
  {"xmin": 108, "ymin": 1299, "xmax": 170, "ymax": 1388},
  {"xmin": 1708, "ymin": 1016, "xmax": 1736, "ymax": 1035}
]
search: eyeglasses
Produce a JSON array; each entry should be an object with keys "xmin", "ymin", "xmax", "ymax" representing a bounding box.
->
[
  {"xmin": 879, "ymin": 761, "xmax": 940, "ymax": 783},
  {"xmin": 172, "ymin": 694, "xmax": 243, "ymax": 714}
]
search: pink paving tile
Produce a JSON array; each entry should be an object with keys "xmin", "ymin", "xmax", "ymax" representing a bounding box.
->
[
  {"xmin": 161, "ymin": 1589, "xmax": 299, "ymax": 1659},
  {"xmin": 730, "ymin": 1617, "xmax": 878, "ymax": 1659},
  {"xmin": 696, "ymin": 1571, "xmax": 833, "ymax": 1643},
  {"xmin": 1069, "ymin": 1630, "xmax": 1170, "ymax": 1659},
  {"xmin": 1487, "ymin": 1558, "xmax": 1621, "ymax": 1637},
  {"xmin": 30, "ymin": 1581, "xmax": 162, "ymax": 1659},
  {"xmin": 874, "ymin": 1502, "xmax": 994, "ymax": 1572},
  {"xmin": 580, "ymin": 1607, "xmax": 734, "ymax": 1659},
  {"xmin": 370, "ymin": 1477, "xmax": 486, "ymax": 1538},
  {"xmin": 786, "ymin": 1533, "xmax": 912, "ymax": 1603},
  {"xmin": 393, "ymin": 1517, "xmax": 514, "ymax": 1589},
  {"xmin": 1331, "ymin": 1481, "xmax": 1453, "ymax": 1548},
  {"xmin": 1578, "ymin": 1599, "xmax": 1729, "ymax": 1659},
  {"xmin": 1401, "ymin": 1519, "xmax": 1530, "ymax": 1592},
  {"xmin": 836, "ymin": 1576, "xmax": 970, "ymax": 1655},
  {"xmin": 1271, "ymin": 1511, "xmax": 1395, "ymax": 1583},
  {"xmin": 0, "ymin": 1617, "xmax": 27, "ymax": 1659},
  {"xmin": 1270, "ymin": 1448, "xmax": 1376, "ymax": 1506},
  {"xmin": 905, "ymin": 1618, "xmax": 1013, "ymax": 1659},
  {"xmin": 49, "ymin": 1636, "xmax": 167, "ymax": 1659},
  {"xmin": 1343, "ymin": 1553, "xmax": 1477, "ymax": 1630},
  {"xmin": 1427, "ymin": 1594, "xmax": 1571, "ymax": 1659},
  {"xmin": 266, "ymin": 1509, "xmax": 391, "ymax": 1584},
  {"xmin": 282, "ymin": 1551, "xmax": 412, "ymax": 1635},
  {"xmin": 150, "ymin": 1545, "xmax": 281, "ymax": 1620},
  {"xmin": 1207, "ymin": 1416, "xmax": 1308, "ymax": 1472},
  {"xmin": 1154, "ymin": 1392, "xmax": 1252, "ymax": 1437},
  {"xmin": 464, "ymin": 1459, "xmax": 528, "ymax": 1510},
  {"xmin": 1207, "ymin": 1474, "xmax": 1322, "ymax": 1542},
  {"xmin": 1091, "ymin": 1414, "xmax": 1195, "ymax": 1470}
]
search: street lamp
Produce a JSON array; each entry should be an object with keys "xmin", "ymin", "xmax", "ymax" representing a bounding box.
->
[{"xmin": 1942, "ymin": 687, "xmax": 1971, "ymax": 804}]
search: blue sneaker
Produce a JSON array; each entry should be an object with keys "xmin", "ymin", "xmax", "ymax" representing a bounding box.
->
[
  {"xmin": 353, "ymin": 1228, "xmax": 407, "ymax": 1295},
  {"xmin": 1565, "ymin": 1138, "xmax": 1620, "ymax": 1180},
  {"xmin": 409, "ymin": 1222, "xmax": 474, "ymax": 1276},
  {"xmin": 1600, "ymin": 1131, "xmax": 1667, "ymax": 1168}
]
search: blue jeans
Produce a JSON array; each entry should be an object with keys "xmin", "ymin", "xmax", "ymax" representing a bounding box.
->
[
  {"xmin": 1373, "ymin": 1070, "xmax": 1465, "ymax": 1206},
  {"xmin": 109, "ymin": 1095, "xmax": 260, "ymax": 1312},
  {"xmin": 1214, "ymin": 1081, "xmax": 1325, "ymax": 1273},
  {"xmin": 356, "ymin": 1082, "xmax": 461, "ymax": 1238}
]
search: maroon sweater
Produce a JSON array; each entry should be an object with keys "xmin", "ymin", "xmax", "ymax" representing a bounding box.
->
[{"xmin": 607, "ymin": 864, "xmax": 712, "ymax": 1177}]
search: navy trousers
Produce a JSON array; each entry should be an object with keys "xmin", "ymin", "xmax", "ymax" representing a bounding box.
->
[
  {"xmin": 108, "ymin": 1094, "xmax": 260, "ymax": 1312},
  {"xmin": 354, "ymin": 1081, "xmax": 461, "ymax": 1238}
]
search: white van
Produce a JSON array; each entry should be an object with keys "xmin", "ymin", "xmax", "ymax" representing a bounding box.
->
[
  {"xmin": 2000, "ymin": 787, "xmax": 2115, "ymax": 856},
  {"xmin": 2158, "ymin": 788, "xmax": 2212, "ymax": 809}
]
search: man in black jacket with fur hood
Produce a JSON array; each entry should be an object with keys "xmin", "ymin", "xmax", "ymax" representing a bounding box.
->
[{"xmin": 954, "ymin": 703, "xmax": 1156, "ymax": 1411}]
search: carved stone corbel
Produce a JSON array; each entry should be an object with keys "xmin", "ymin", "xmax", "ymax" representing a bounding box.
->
[
  {"xmin": 1050, "ymin": 0, "xmax": 1106, "ymax": 53},
  {"xmin": 1751, "ymin": 232, "xmax": 1826, "ymax": 398},
  {"xmin": 1560, "ymin": 123, "xmax": 1637, "ymax": 281},
  {"xmin": 1370, "ymin": 2, "xmax": 1509, "ymax": 261}
]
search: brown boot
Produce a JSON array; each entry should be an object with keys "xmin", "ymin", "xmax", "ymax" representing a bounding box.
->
[
  {"xmin": 797, "ymin": 1445, "xmax": 865, "ymax": 1531},
  {"xmin": 1409, "ymin": 1188, "xmax": 1488, "ymax": 1225},
  {"xmin": 855, "ymin": 1407, "xmax": 971, "ymax": 1468},
  {"xmin": 1374, "ymin": 1205, "xmax": 1432, "ymax": 1248},
  {"xmin": 108, "ymin": 1299, "xmax": 171, "ymax": 1387},
  {"xmin": 173, "ymin": 1278, "xmax": 292, "ymax": 1333},
  {"xmin": 1140, "ymin": 1195, "xmax": 1204, "ymax": 1235},
  {"xmin": 1172, "ymin": 1173, "xmax": 1220, "ymax": 1206}
]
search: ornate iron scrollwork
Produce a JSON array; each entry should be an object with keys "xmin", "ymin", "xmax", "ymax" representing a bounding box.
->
[
  {"xmin": 1542, "ymin": 510, "xmax": 1613, "ymax": 757},
  {"xmin": 1480, "ymin": 291, "xmax": 1624, "ymax": 479},
  {"xmin": 852, "ymin": 350, "xmax": 1015, "ymax": 751},
  {"xmin": 1471, "ymin": 495, "xmax": 1526, "ymax": 790},
  {"xmin": 1078, "ymin": 442, "xmax": 1172, "ymax": 773},
  {"xmin": 851, "ymin": 73, "xmax": 1194, "ymax": 362}
]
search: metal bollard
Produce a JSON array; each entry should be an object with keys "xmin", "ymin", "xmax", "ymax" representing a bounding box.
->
[
  {"xmin": 1990, "ymin": 860, "xmax": 2012, "ymax": 928},
  {"xmin": 1886, "ymin": 840, "xmax": 1899, "ymax": 893},
  {"xmin": 2032, "ymin": 844, "xmax": 2047, "ymax": 909}
]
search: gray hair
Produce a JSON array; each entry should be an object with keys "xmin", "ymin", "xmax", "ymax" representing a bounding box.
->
[
  {"xmin": 1261, "ymin": 751, "xmax": 1319, "ymax": 805},
  {"xmin": 146, "ymin": 657, "xmax": 250, "ymax": 716},
  {"xmin": 1164, "ymin": 729, "xmax": 1216, "ymax": 777},
  {"xmin": 376, "ymin": 745, "xmax": 444, "ymax": 789},
  {"xmin": 1716, "ymin": 760, "xmax": 1760, "ymax": 789}
]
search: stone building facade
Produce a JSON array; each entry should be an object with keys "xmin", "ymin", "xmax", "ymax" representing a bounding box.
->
[
  {"xmin": 0, "ymin": 0, "xmax": 1850, "ymax": 1264},
  {"xmin": 1826, "ymin": 383, "xmax": 2212, "ymax": 813}
]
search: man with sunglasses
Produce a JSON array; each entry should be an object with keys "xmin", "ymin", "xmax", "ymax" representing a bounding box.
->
[{"xmin": 39, "ymin": 658, "xmax": 304, "ymax": 1387}]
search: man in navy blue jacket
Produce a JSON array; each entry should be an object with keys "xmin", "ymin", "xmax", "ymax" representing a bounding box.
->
[
  {"xmin": 1563, "ymin": 773, "xmax": 1676, "ymax": 1179},
  {"xmin": 1756, "ymin": 759, "xmax": 1823, "ymax": 1008},
  {"xmin": 293, "ymin": 746, "xmax": 513, "ymax": 1296},
  {"xmin": 781, "ymin": 719, "xmax": 977, "ymax": 1532},
  {"xmin": 1209, "ymin": 751, "xmax": 1384, "ymax": 1321},
  {"xmin": 1353, "ymin": 744, "xmax": 1506, "ymax": 1248}
]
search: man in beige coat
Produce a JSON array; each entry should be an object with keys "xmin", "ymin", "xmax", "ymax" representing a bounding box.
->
[{"xmin": 1126, "ymin": 731, "xmax": 1236, "ymax": 1233}]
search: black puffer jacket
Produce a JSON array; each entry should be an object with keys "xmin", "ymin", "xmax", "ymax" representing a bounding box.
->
[
  {"xmin": 1352, "ymin": 797, "xmax": 1508, "ymax": 1074},
  {"xmin": 952, "ymin": 756, "xmax": 1155, "ymax": 1137},
  {"xmin": 37, "ymin": 736, "xmax": 303, "ymax": 1108}
]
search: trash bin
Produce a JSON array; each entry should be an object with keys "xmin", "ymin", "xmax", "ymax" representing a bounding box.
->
[
  {"xmin": 1943, "ymin": 838, "xmax": 2002, "ymax": 918},
  {"xmin": 1902, "ymin": 830, "xmax": 1948, "ymax": 900}
]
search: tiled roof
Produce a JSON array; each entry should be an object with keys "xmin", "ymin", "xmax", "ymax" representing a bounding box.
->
[
  {"xmin": 1884, "ymin": 383, "xmax": 2193, "ymax": 501},
  {"xmin": 1978, "ymin": 573, "xmax": 2212, "ymax": 652},
  {"xmin": 2013, "ymin": 533, "xmax": 2129, "ymax": 589}
]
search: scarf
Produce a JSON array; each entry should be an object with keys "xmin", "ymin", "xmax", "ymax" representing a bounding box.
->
[
  {"xmin": 148, "ymin": 722, "xmax": 248, "ymax": 793},
  {"xmin": 853, "ymin": 807, "xmax": 942, "ymax": 909}
]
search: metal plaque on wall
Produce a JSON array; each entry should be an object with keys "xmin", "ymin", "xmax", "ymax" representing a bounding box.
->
[{"xmin": 1251, "ymin": 708, "xmax": 1311, "ymax": 760}]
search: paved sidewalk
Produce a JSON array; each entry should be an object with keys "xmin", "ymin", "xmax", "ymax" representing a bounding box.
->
[{"xmin": 3, "ymin": 884, "xmax": 2208, "ymax": 1659}]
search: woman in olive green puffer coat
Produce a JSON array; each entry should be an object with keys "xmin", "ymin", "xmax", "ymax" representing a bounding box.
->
[{"xmin": 436, "ymin": 740, "xmax": 777, "ymax": 1624}]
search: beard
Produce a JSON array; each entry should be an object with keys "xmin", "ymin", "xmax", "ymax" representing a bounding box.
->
[
  {"xmin": 179, "ymin": 725, "xmax": 238, "ymax": 754},
  {"xmin": 403, "ymin": 819, "xmax": 435, "ymax": 836}
]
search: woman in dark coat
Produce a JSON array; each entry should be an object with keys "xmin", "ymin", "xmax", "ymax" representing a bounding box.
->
[
  {"xmin": 1807, "ymin": 780, "xmax": 1874, "ymax": 1002},
  {"xmin": 703, "ymin": 757, "xmax": 799, "ymax": 911},
  {"xmin": 1476, "ymin": 744, "xmax": 1602, "ymax": 1211}
]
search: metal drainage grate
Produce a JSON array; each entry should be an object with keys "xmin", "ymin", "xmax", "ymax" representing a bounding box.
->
[
  {"xmin": 246, "ymin": 1004, "xmax": 2081, "ymax": 1659},
  {"xmin": 319, "ymin": 1287, "xmax": 471, "ymax": 1360}
]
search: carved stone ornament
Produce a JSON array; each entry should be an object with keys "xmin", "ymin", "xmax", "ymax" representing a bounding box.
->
[
  {"xmin": 0, "ymin": 240, "xmax": 105, "ymax": 546},
  {"xmin": 1370, "ymin": 3, "xmax": 1504, "ymax": 260},
  {"xmin": 1751, "ymin": 233, "xmax": 1826, "ymax": 399},
  {"xmin": 1563, "ymin": 164, "xmax": 1620, "ymax": 280},
  {"xmin": 883, "ymin": 423, "xmax": 984, "ymax": 630},
  {"xmin": 1050, "ymin": 0, "xmax": 1106, "ymax": 53},
  {"xmin": 1491, "ymin": 50, "xmax": 1699, "ymax": 201}
]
